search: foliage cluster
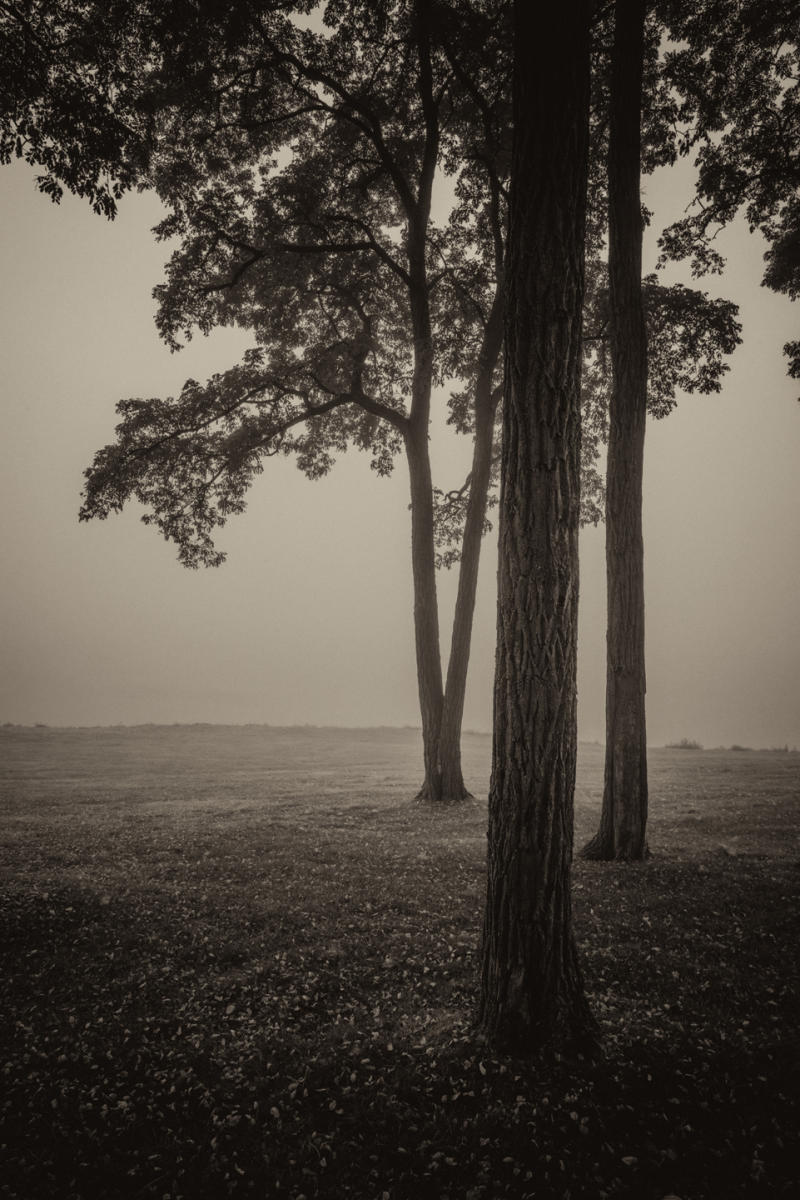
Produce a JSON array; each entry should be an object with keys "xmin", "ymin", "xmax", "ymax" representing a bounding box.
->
[
  {"xmin": 656, "ymin": 0, "xmax": 800, "ymax": 385},
  {"xmin": 0, "ymin": 0, "xmax": 141, "ymax": 215}
]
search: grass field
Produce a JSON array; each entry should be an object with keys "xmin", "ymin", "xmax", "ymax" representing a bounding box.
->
[{"xmin": 1, "ymin": 725, "xmax": 798, "ymax": 1199}]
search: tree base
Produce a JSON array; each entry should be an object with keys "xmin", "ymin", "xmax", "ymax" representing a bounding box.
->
[
  {"xmin": 476, "ymin": 991, "xmax": 601, "ymax": 1063},
  {"xmin": 414, "ymin": 780, "xmax": 474, "ymax": 804},
  {"xmin": 580, "ymin": 831, "xmax": 650, "ymax": 861},
  {"xmin": 579, "ymin": 832, "xmax": 610, "ymax": 861}
]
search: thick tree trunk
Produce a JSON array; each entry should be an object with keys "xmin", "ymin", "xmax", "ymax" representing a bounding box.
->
[
  {"xmin": 439, "ymin": 294, "xmax": 504, "ymax": 803},
  {"xmin": 582, "ymin": 0, "xmax": 649, "ymax": 862},
  {"xmin": 478, "ymin": 0, "xmax": 596, "ymax": 1056}
]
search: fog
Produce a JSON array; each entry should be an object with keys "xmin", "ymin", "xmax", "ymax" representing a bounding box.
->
[{"xmin": 1, "ymin": 158, "xmax": 798, "ymax": 749}]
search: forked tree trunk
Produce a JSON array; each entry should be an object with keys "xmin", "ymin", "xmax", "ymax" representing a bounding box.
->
[
  {"xmin": 438, "ymin": 294, "xmax": 504, "ymax": 803},
  {"xmin": 407, "ymin": 376, "xmax": 500, "ymax": 805},
  {"xmin": 478, "ymin": 0, "xmax": 596, "ymax": 1055},
  {"xmin": 582, "ymin": 0, "xmax": 649, "ymax": 862},
  {"xmin": 399, "ymin": 3, "xmax": 506, "ymax": 804}
]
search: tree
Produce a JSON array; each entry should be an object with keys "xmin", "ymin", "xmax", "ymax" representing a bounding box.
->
[
  {"xmin": 78, "ymin": 0, "xmax": 511, "ymax": 803},
  {"xmin": 429, "ymin": 0, "xmax": 510, "ymax": 800},
  {"xmin": 477, "ymin": 0, "xmax": 597, "ymax": 1054},
  {"xmin": 1, "ymin": 0, "xmax": 514, "ymax": 802},
  {"xmin": 583, "ymin": 0, "xmax": 649, "ymax": 860},
  {"xmin": 581, "ymin": 0, "xmax": 742, "ymax": 860}
]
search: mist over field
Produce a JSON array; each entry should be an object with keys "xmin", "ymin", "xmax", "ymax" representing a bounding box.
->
[{"xmin": 1, "ymin": 159, "xmax": 798, "ymax": 749}]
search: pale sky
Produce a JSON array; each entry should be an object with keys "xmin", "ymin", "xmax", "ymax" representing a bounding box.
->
[{"xmin": 1, "ymin": 157, "xmax": 798, "ymax": 748}]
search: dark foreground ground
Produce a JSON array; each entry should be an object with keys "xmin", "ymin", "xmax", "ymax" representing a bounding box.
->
[{"xmin": 1, "ymin": 725, "xmax": 798, "ymax": 1199}]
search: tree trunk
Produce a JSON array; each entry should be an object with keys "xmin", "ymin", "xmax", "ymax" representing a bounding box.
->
[
  {"xmin": 439, "ymin": 293, "xmax": 504, "ymax": 803},
  {"xmin": 403, "ymin": 99, "xmax": 448, "ymax": 803},
  {"xmin": 405, "ymin": 413, "xmax": 446, "ymax": 802},
  {"xmin": 582, "ymin": 0, "xmax": 649, "ymax": 862},
  {"xmin": 478, "ymin": 0, "xmax": 596, "ymax": 1056}
]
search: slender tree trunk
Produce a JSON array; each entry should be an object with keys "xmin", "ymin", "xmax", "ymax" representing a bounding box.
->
[
  {"xmin": 439, "ymin": 293, "xmax": 504, "ymax": 802},
  {"xmin": 403, "ymin": 51, "xmax": 447, "ymax": 802},
  {"xmin": 582, "ymin": 0, "xmax": 649, "ymax": 862},
  {"xmin": 405, "ymin": 405, "xmax": 446, "ymax": 803},
  {"xmin": 404, "ymin": 0, "xmax": 504, "ymax": 804},
  {"xmin": 478, "ymin": 0, "xmax": 596, "ymax": 1056}
]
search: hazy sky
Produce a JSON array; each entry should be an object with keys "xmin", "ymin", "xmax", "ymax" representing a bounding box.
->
[{"xmin": 1, "ymin": 155, "xmax": 798, "ymax": 748}]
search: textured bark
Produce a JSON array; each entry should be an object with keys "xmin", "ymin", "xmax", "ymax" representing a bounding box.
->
[
  {"xmin": 438, "ymin": 292, "xmax": 504, "ymax": 803},
  {"xmin": 478, "ymin": 0, "xmax": 596, "ymax": 1055},
  {"xmin": 582, "ymin": 0, "xmax": 649, "ymax": 862}
]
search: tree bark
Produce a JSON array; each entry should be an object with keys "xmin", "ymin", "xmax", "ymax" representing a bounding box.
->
[
  {"xmin": 582, "ymin": 0, "xmax": 649, "ymax": 862},
  {"xmin": 438, "ymin": 291, "xmax": 504, "ymax": 803},
  {"xmin": 478, "ymin": 0, "xmax": 596, "ymax": 1055}
]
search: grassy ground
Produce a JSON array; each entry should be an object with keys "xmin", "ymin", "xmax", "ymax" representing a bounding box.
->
[{"xmin": 1, "ymin": 725, "xmax": 798, "ymax": 1200}]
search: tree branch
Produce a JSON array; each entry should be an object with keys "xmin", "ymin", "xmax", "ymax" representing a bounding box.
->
[
  {"xmin": 254, "ymin": 27, "xmax": 417, "ymax": 217},
  {"xmin": 278, "ymin": 235, "xmax": 411, "ymax": 285}
]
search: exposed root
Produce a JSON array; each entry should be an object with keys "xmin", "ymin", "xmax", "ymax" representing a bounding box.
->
[
  {"xmin": 580, "ymin": 832, "xmax": 651, "ymax": 861},
  {"xmin": 579, "ymin": 832, "xmax": 612, "ymax": 861},
  {"xmin": 414, "ymin": 780, "xmax": 475, "ymax": 805}
]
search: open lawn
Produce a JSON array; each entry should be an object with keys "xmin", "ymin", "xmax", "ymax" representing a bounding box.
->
[{"xmin": 1, "ymin": 725, "xmax": 798, "ymax": 1199}]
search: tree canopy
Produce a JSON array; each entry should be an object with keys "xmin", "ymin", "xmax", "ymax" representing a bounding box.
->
[
  {"xmin": 656, "ymin": 0, "xmax": 799, "ymax": 383},
  {"xmin": 5, "ymin": 0, "xmax": 743, "ymax": 573},
  {"xmin": 78, "ymin": 1, "xmax": 507, "ymax": 556}
]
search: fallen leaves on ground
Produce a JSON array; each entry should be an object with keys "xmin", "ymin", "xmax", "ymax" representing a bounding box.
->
[{"xmin": 1, "ymin": 729, "xmax": 798, "ymax": 1198}]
